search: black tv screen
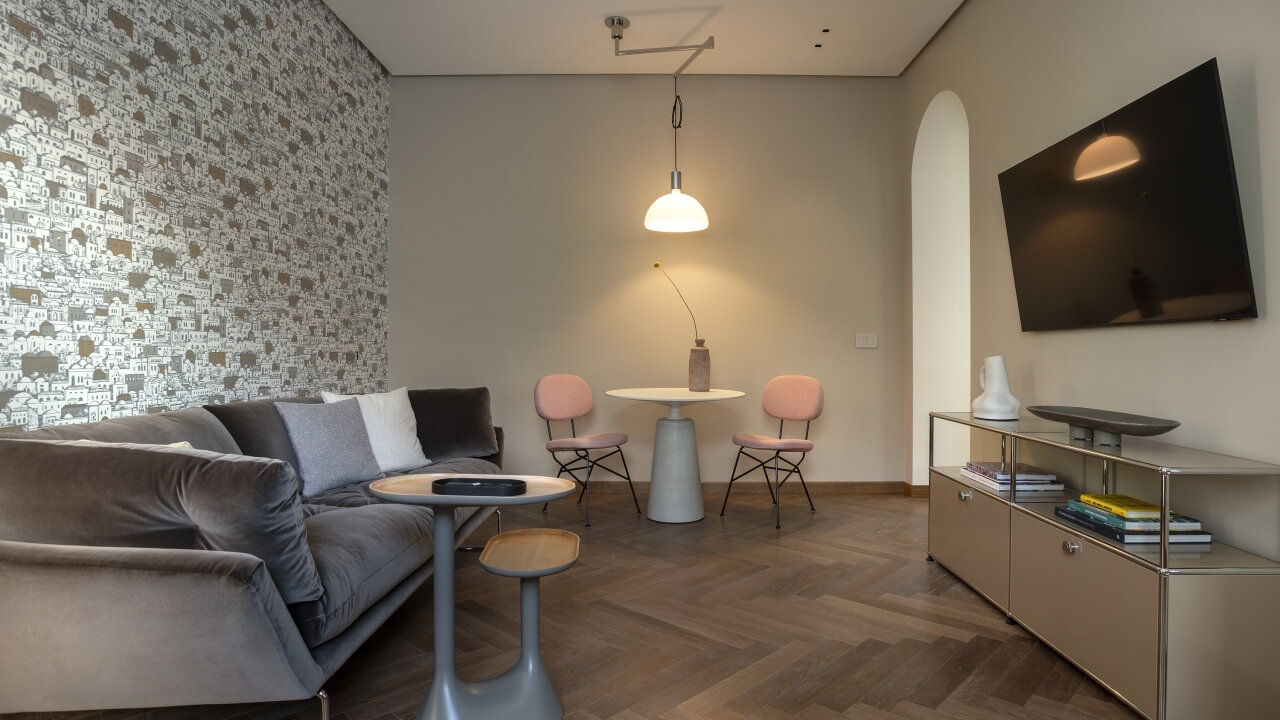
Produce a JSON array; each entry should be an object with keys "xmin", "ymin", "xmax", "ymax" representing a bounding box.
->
[{"xmin": 997, "ymin": 58, "xmax": 1256, "ymax": 331}]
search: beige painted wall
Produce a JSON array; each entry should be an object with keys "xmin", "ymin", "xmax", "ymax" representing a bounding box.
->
[
  {"xmin": 389, "ymin": 75, "xmax": 906, "ymax": 491},
  {"xmin": 903, "ymin": 0, "xmax": 1280, "ymax": 465}
]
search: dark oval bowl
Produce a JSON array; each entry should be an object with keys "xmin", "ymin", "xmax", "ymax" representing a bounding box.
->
[{"xmin": 1026, "ymin": 406, "xmax": 1180, "ymax": 437}]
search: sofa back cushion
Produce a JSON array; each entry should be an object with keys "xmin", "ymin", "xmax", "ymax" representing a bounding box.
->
[
  {"xmin": 14, "ymin": 406, "xmax": 242, "ymax": 454},
  {"xmin": 0, "ymin": 439, "xmax": 323, "ymax": 604},
  {"xmin": 203, "ymin": 397, "xmax": 321, "ymax": 471},
  {"xmin": 407, "ymin": 387, "xmax": 499, "ymax": 461}
]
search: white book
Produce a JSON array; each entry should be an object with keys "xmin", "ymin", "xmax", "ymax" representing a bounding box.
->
[{"xmin": 960, "ymin": 468, "xmax": 1066, "ymax": 492}]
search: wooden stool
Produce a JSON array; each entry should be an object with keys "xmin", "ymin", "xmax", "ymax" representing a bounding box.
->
[{"xmin": 477, "ymin": 528, "xmax": 580, "ymax": 719}]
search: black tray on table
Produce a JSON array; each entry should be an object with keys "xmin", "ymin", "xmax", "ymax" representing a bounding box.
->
[{"xmin": 432, "ymin": 477, "xmax": 527, "ymax": 496}]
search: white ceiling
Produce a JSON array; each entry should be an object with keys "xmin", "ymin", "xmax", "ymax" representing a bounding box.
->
[{"xmin": 321, "ymin": 0, "xmax": 964, "ymax": 77}]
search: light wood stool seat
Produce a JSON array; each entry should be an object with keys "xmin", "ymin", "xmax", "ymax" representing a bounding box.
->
[
  {"xmin": 475, "ymin": 528, "xmax": 581, "ymax": 719},
  {"xmin": 480, "ymin": 528, "xmax": 580, "ymax": 578}
]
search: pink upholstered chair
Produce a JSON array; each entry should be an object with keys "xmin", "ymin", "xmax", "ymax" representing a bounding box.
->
[
  {"xmin": 721, "ymin": 375, "xmax": 823, "ymax": 529},
  {"xmin": 534, "ymin": 374, "xmax": 640, "ymax": 527}
]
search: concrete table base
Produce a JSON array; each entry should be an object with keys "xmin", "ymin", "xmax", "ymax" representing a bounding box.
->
[{"xmin": 648, "ymin": 417, "xmax": 703, "ymax": 523}]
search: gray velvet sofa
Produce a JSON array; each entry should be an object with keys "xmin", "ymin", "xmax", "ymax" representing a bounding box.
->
[{"xmin": 0, "ymin": 388, "xmax": 503, "ymax": 715}]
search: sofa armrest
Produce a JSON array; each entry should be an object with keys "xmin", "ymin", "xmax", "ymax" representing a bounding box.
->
[{"xmin": 0, "ymin": 540, "xmax": 325, "ymax": 713}]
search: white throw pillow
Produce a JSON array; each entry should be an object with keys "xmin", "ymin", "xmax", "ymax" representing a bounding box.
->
[{"xmin": 321, "ymin": 387, "xmax": 431, "ymax": 473}]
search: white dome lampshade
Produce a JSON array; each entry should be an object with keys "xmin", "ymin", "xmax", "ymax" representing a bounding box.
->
[
  {"xmin": 644, "ymin": 170, "xmax": 709, "ymax": 232},
  {"xmin": 1074, "ymin": 134, "xmax": 1141, "ymax": 181}
]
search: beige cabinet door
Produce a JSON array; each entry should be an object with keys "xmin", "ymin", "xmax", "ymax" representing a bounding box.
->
[
  {"xmin": 928, "ymin": 471, "xmax": 1010, "ymax": 611},
  {"xmin": 1166, "ymin": 573, "xmax": 1280, "ymax": 720},
  {"xmin": 1010, "ymin": 509, "xmax": 1159, "ymax": 719}
]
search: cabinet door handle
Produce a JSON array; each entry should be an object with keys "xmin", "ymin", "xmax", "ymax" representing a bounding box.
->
[
  {"xmin": 958, "ymin": 489, "xmax": 972, "ymax": 501},
  {"xmin": 1062, "ymin": 540, "xmax": 1081, "ymax": 554}
]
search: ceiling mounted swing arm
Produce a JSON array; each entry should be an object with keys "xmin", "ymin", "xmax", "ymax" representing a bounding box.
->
[
  {"xmin": 605, "ymin": 15, "xmax": 714, "ymax": 76},
  {"xmin": 607, "ymin": 15, "xmax": 714, "ymax": 232}
]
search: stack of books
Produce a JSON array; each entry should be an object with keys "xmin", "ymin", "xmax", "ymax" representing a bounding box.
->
[
  {"xmin": 959, "ymin": 461, "xmax": 1064, "ymax": 493},
  {"xmin": 1054, "ymin": 494, "xmax": 1212, "ymax": 544}
]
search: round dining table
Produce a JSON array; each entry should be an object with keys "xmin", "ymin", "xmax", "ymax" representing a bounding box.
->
[{"xmin": 606, "ymin": 387, "xmax": 745, "ymax": 523}]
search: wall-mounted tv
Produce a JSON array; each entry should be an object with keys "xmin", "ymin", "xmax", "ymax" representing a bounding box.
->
[{"xmin": 997, "ymin": 58, "xmax": 1256, "ymax": 332}]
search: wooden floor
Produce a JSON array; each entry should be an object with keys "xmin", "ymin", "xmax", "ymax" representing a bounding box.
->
[{"xmin": 5, "ymin": 490, "xmax": 1142, "ymax": 720}]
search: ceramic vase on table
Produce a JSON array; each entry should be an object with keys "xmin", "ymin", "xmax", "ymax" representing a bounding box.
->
[
  {"xmin": 688, "ymin": 339, "xmax": 710, "ymax": 392},
  {"xmin": 972, "ymin": 355, "xmax": 1020, "ymax": 420}
]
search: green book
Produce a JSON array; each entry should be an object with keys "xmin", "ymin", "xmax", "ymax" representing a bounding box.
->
[{"xmin": 1066, "ymin": 498, "xmax": 1201, "ymax": 531}]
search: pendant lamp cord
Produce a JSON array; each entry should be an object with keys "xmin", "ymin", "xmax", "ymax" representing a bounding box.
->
[{"xmin": 671, "ymin": 75, "xmax": 682, "ymax": 171}]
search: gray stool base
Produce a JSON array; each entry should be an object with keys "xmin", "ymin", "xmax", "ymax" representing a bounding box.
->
[
  {"xmin": 418, "ymin": 577, "xmax": 562, "ymax": 720},
  {"xmin": 416, "ymin": 654, "xmax": 561, "ymax": 720}
]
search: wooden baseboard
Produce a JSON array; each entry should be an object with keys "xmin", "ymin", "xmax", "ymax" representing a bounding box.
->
[{"xmin": 582, "ymin": 478, "xmax": 927, "ymax": 497}]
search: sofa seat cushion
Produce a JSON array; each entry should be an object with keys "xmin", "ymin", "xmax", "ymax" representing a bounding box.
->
[
  {"xmin": 290, "ymin": 503, "xmax": 436, "ymax": 647},
  {"xmin": 405, "ymin": 456, "xmax": 502, "ymax": 477},
  {"xmin": 303, "ymin": 457, "xmax": 500, "ymax": 508}
]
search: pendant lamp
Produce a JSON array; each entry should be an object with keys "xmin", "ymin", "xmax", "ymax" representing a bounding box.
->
[
  {"xmin": 605, "ymin": 16, "xmax": 714, "ymax": 233},
  {"xmin": 645, "ymin": 76, "xmax": 709, "ymax": 232}
]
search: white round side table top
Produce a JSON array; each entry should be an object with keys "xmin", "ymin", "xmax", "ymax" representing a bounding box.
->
[{"xmin": 607, "ymin": 388, "xmax": 745, "ymax": 403}]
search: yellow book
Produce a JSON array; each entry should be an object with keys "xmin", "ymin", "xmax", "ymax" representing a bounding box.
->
[{"xmin": 1079, "ymin": 494, "xmax": 1161, "ymax": 519}]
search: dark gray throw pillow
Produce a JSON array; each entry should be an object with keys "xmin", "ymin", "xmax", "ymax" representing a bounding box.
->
[
  {"xmin": 274, "ymin": 398, "xmax": 381, "ymax": 497},
  {"xmin": 406, "ymin": 387, "xmax": 499, "ymax": 460},
  {"xmin": 0, "ymin": 438, "xmax": 323, "ymax": 604}
]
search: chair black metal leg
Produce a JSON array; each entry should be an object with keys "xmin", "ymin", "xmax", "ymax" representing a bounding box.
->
[
  {"xmin": 796, "ymin": 467, "xmax": 815, "ymax": 512},
  {"xmin": 774, "ymin": 452, "xmax": 782, "ymax": 529},
  {"xmin": 617, "ymin": 446, "xmax": 640, "ymax": 515},
  {"xmin": 583, "ymin": 457, "xmax": 594, "ymax": 528},
  {"xmin": 574, "ymin": 451, "xmax": 590, "ymax": 504},
  {"xmin": 758, "ymin": 452, "xmax": 779, "ymax": 504},
  {"xmin": 721, "ymin": 448, "xmax": 746, "ymax": 516},
  {"xmin": 545, "ymin": 460, "xmax": 572, "ymax": 513}
]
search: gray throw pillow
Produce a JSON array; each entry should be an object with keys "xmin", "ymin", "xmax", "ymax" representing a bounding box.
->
[{"xmin": 274, "ymin": 398, "xmax": 382, "ymax": 496}]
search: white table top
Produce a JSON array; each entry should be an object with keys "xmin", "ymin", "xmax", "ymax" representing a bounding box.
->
[
  {"xmin": 369, "ymin": 474, "xmax": 575, "ymax": 507},
  {"xmin": 607, "ymin": 387, "xmax": 745, "ymax": 403}
]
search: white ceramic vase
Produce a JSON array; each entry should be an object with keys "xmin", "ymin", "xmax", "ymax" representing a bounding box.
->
[{"xmin": 972, "ymin": 355, "xmax": 1021, "ymax": 420}]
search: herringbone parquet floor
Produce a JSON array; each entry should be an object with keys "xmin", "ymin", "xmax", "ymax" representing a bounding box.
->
[{"xmin": 4, "ymin": 489, "xmax": 1142, "ymax": 720}]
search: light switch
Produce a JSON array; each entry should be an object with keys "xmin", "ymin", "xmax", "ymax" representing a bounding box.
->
[{"xmin": 855, "ymin": 333, "xmax": 878, "ymax": 349}]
